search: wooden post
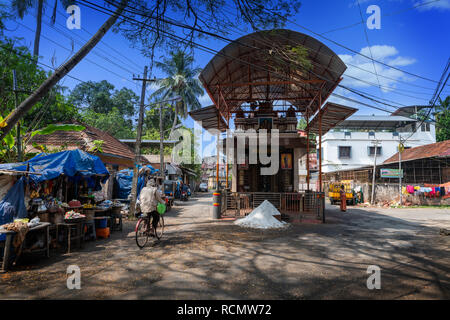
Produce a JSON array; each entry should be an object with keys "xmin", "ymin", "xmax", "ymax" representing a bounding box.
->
[
  {"xmin": 371, "ymin": 140, "xmax": 379, "ymax": 205},
  {"xmin": 319, "ymin": 109, "xmax": 322, "ymax": 192},
  {"xmin": 306, "ymin": 109, "xmax": 310, "ymax": 191},
  {"xmin": 130, "ymin": 66, "xmax": 148, "ymax": 217},
  {"xmin": 160, "ymin": 103, "xmax": 164, "ymax": 180}
]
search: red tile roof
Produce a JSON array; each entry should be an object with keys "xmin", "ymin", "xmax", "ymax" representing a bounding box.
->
[
  {"xmin": 383, "ymin": 140, "xmax": 450, "ymax": 164},
  {"xmin": 28, "ymin": 122, "xmax": 136, "ymax": 160}
]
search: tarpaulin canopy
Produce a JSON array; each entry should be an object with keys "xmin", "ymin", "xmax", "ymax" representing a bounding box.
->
[
  {"xmin": 0, "ymin": 149, "xmax": 109, "ymax": 184},
  {"xmin": 0, "ymin": 177, "xmax": 28, "ymax": 240},
  {"xmin": 114, "ymin": 165, "xmax": 158, "ymax": 199}
]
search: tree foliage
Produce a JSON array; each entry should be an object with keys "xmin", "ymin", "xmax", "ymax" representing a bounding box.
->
[
  {"xmin": 69, "ymin": 80, "xmax": 138, "ymax": 117},
  {"xmin": 0, "ymin": 37, "xmax": 77, "ymax": 128},
  {"xmin": 112, "ymin": 0, "xmax": 302, "ymax": 59},
  {"xmin": 151, "ymin": 50, "xmax": 203, "ymax": 118},
  {"xmin": 436, "ymin": 96, "xmax": 450, "ymax": 142},
  {"xmin": 80, "ymin": 107, "xmax": 135, "ymax": 139}
]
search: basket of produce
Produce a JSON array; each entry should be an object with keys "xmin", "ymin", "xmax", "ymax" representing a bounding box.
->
[
  {"xmin": 83, "ymin": 204, "xmax": 96, "ymax": 221},
  {"xmin": 64, "ymin": 210, "xmax": 86, "ymax": 223},
  {"xmin": 50, "ymin": 208, "xmax": 65, "ymax": 224},
  {"xmin": 38, "ymin": 211, "xmax": 50, "ymax": 222}
]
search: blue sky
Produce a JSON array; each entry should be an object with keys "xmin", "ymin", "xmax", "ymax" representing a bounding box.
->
[{"xmin": 4, "ymin": 0, "xmax": 450, "ymax": 134}]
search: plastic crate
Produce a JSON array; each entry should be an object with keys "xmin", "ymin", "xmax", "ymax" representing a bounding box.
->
[
  {"xmin": 95, "ymin": 218, "xmax": 108, "ymax": 229},
  {"xmin": 96, "ymin": 227, "xmax": 110, "ymax": 239}
]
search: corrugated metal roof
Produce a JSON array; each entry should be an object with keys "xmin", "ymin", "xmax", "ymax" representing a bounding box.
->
[
  {"xmin": 306, "ymin": 102, "xmax": 357, "ymax": 135},
  {"xmin": 335, "ymin": 115, "xmax": 417, "ymax": 130},
  {"xmin": 189, "ymin": 105, "xmax": 227, "ymax": 132},
  {"xmin": 199, "ymin": 29, "xmax": 346, "ymax": 116},
  {"xmin": 390, "ymin": 105, "xmax": 431, "ymax": 117},
  {"xmin": 383, "ymin": 140, "xmax": 450, "ymax": 164}
]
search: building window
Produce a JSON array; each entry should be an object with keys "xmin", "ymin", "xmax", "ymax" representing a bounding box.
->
[
  {"xmin": 338, "ymin": 146, "xmax": 351, "ymax": 159},
  {"xmin": 397, "ymin": 145, "xmax": 411, "ymax": 151},
  {"xmin": 421, "ymin": 123, "xmax": 430, "ymax": 132},
  {"xmin": 368, "ymin": 146, "xmax": 382, "ymax": 156},
  {"xmin": 344, "ymin": 131, "xmax": 351, "ymax": 138},
  {"xmin": 316, "ymin": 147, "xmax": 323, "ymax": 161},
  {"xmin": 393, "ymin": 131, "xmax": 399, "ymax": 137},
  {"xmin": 368, "ymin": 131, "xmax": 375, "ymax": 138}
]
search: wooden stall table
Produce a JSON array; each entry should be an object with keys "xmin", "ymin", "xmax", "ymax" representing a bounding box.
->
[
  {"xmin": 57, "ymin": 218, "xmax": 86, "ymax": 254},
  {"xmin": 0, "ymin": 222, "xmax": 51, "ymax": 273}
]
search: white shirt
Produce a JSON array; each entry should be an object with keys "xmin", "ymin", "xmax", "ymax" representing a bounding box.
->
[{"xmin": 139, "ymin": 186, "xmax": 164, "ymax": 213}]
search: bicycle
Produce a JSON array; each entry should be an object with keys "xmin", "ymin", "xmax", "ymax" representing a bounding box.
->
[{"xmin": 135, "ymin": 213, "xmax": 165, "ymax": 249}]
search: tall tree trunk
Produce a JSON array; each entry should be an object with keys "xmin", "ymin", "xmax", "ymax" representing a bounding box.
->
[
  {"xmin": 33, "ymin": 0, "xmax": 44, "ymax": 59},
  {"xmin": 169, "ymin": 107, "xmax": 178, "ymax": 139},
  {"xmin": 0, "ymin": 0, "xmax": 129, "ymax": 140}
]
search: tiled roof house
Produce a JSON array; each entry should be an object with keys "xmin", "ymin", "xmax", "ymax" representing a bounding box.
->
[{"xmin": 27, "ymin": 122, "xmax": 143, "ymax": 170}]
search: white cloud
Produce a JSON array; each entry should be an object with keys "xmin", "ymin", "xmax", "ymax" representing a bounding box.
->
[
  {"xmin": 414, "ymin": 0, "xmax": 450, "ymax": 11},
  {"xmin": 338, "ymin": 45, "xmax": 416, "ymax": 92}
]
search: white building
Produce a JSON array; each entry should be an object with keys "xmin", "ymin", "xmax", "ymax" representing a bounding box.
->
[{"xmin": 318, "ymin": 107, "xmax": 436, "ymax": 173}]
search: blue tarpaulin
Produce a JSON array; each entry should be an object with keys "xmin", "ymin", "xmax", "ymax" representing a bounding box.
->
[
  {"xmin": 0, "ymin": 149, "xmax": 109, "ymax": 184},
  {"xmin": 0, "ymin": 177, "xmax": 28, "ymax": 241},
  {"xmin": 115, "ymin": 165, "xmax": 158, "ymax": 199}
]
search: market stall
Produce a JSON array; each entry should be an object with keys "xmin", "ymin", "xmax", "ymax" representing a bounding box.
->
[{"xmin": 0, "ymin": 149, "xmax": 117, "ymax": 270}]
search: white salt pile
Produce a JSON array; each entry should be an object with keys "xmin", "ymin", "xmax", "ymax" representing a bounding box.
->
[{"xmin": 234, "ymin": 200, "xmax": 287, "ymax": 229}]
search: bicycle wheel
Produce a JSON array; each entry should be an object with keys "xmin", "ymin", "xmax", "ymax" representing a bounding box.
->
[
  {"xmin": 135, "ymin": 218, "xmax": 149, "ymax": 248},
  {"xmin": 155, "ymin": 216, "xmax": 164, "ymax": 239}
]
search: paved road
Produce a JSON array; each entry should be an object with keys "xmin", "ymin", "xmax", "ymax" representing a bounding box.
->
[{"xmin": 1, "ymin": 193, "xmax": 449, "ymax": 299}]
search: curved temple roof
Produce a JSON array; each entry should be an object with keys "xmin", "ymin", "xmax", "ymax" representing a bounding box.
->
[{"xmin": 199, "ymin": 29, "xmax": 347, "ymax": 121}]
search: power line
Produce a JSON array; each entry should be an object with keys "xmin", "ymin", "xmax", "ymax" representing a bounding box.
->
[
  {"xmin": 260, "ymin": 5, "xmax": 450, "ymax": 87},
  {"xmin": 321, "ymin": 0, "xmax": 443, "ymax": 35},
  {"xmin": 52, "ymin": 3, "xmax": 143, "ymax": 72},
  {"xmin": 403, "ymin": 58, "xmax": 450, "ymax": 142},
  {"xmin": 25, "ymin": 9, "xmax": 141, "ymax": 75},
  {"xmin": 101, "ymin": 0, "xmax": 437, "ymax": 104},
  {"xmin": 15, "ymin": 20, "xmax": 137, "ymax": 86},
  {"xmin": 0, "ymin": 42, "xmax": 87, "ymax": 84},
  {"xmin": 78, "ymin": 0, "xmax": 408, "ymax": 115},
  {"xmin": 109, "ymin": 0, "xmax": 443, "ymax": 96},
  {"xmin": 67, "ymin": 1, "xmax": 441, "ymax": 122},
  {"xmin": 356, "ymin": 0, "xmax": 384, "ymax": 96}
]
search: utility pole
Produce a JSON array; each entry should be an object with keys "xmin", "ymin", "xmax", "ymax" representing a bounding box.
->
[
  {"xmin": 129, "ymin": 66, "xmax": 148, "ymax": 217},
  {"xmin": 12, "ymin": 70, "xmax": 22, "ymax": 162},
  {"xmin": 160, "ymin": 102, "xmax": 164, "ymax": 180},
  {"xmin": 370, "ymin": 140, "xmax": 379, "ymax": 205},
  {"xmin": 399, "ymin": 137, "xmax": 403, "ymax": 206}
]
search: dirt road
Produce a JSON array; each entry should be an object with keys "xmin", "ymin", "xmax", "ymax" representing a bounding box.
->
[{"xmin": 1, "ymin": 193, "xmax": 449, "ymax": 299}]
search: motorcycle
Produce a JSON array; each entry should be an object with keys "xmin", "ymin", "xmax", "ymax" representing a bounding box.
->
[{"xmin": 180, "ymin": 190, "xmax": 188, "ymax": 201}]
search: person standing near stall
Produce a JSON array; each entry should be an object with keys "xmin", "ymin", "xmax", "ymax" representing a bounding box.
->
[{"xmin": 339, "ymin": 184, "xmax": 347, "ymax": 212}]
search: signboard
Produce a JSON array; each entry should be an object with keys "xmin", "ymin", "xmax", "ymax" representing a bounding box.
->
[{"xmin": 380, "ymin": 168, "xmax": 403, "ymax": 178}]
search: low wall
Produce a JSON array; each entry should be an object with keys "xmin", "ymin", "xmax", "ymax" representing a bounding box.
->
[{"xmin": 372, "ymin": 183, "xmax": 449, "ymax": 206}]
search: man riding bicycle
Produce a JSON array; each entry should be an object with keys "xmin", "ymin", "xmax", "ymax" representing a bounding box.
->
[{"xmin": 138, "ymin": 179, "xmax": 164, "ymax": 236}]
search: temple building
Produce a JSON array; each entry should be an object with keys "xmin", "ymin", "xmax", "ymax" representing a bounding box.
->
[{"xmin": 190, "ymin": 29, "xmax": 357, "ymax": 222}]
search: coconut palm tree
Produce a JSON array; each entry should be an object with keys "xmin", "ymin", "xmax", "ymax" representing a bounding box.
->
[
  {"xmin": 151, "ymin": 50, "xmax": 204, "ymax": 138},
  {"xmin": 11, "ymin": 0, "xmax": 74, "ymax": 59}
]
